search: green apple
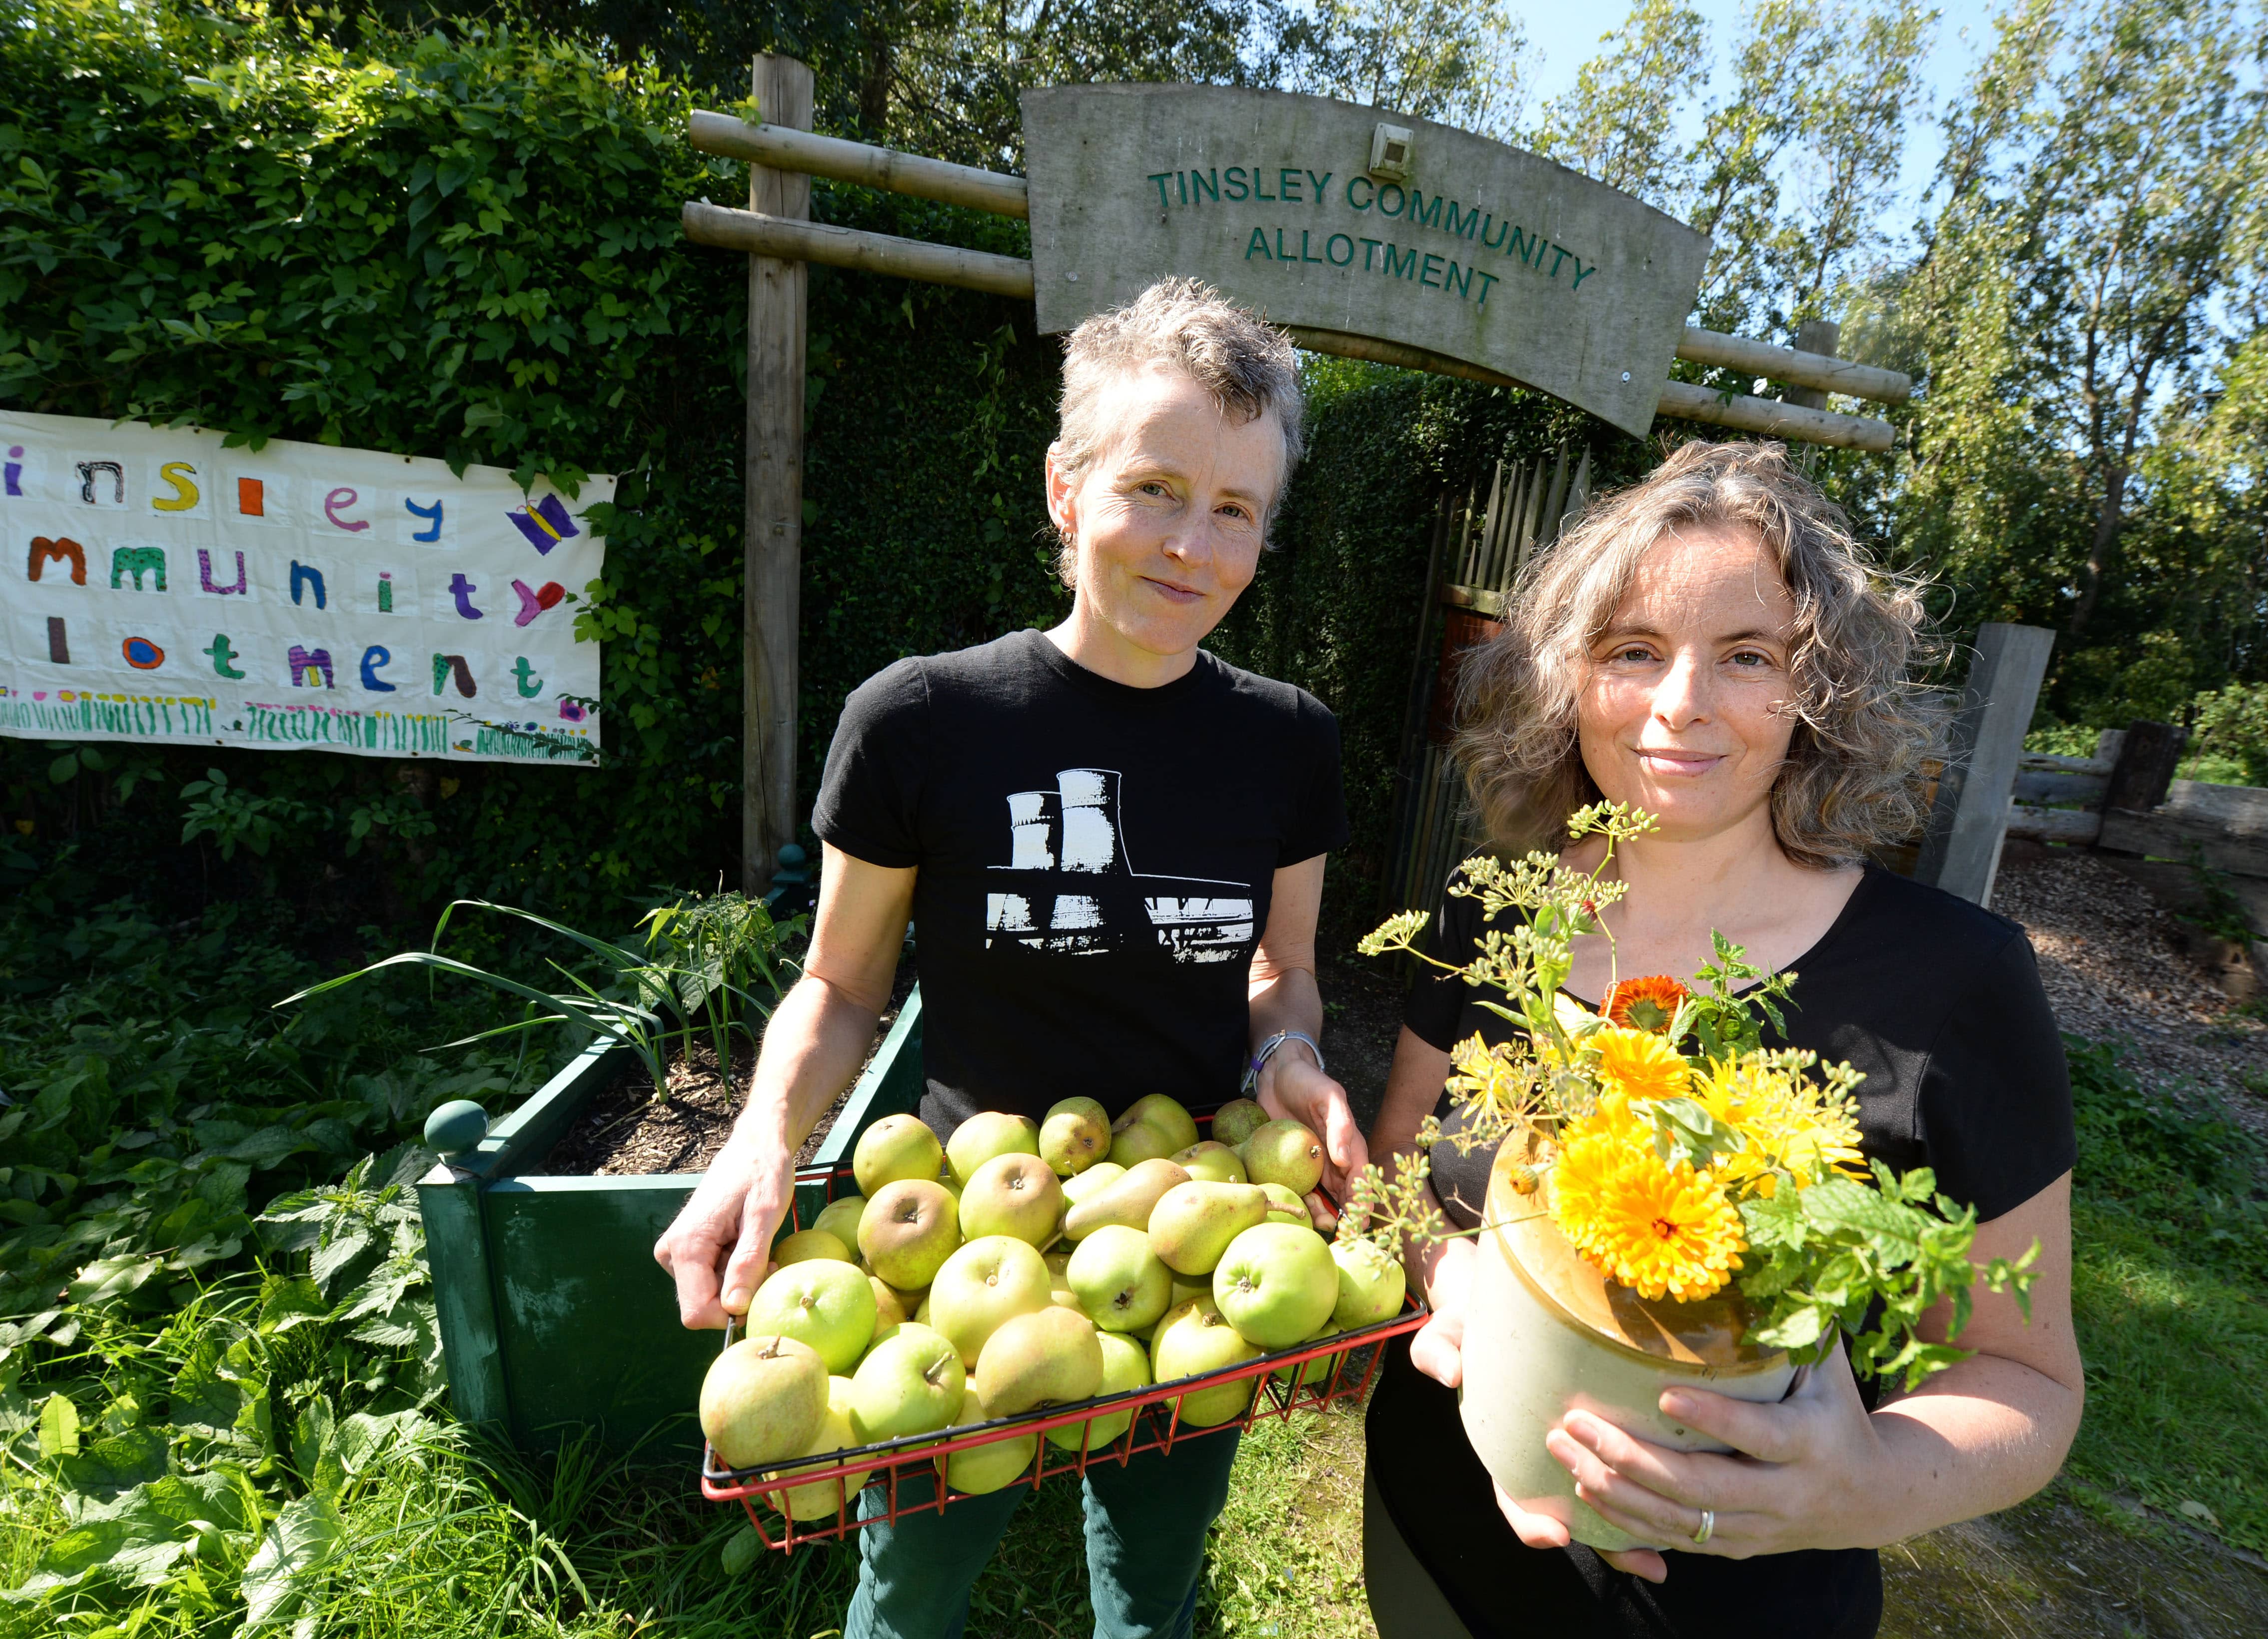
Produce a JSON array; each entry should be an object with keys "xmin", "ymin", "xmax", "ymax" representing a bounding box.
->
[
  {"xmin": 1145, "ymin": 1180, "xmax": 1270, "ymax": 1276},
  {"xmin": 946, "ymin": 1111, "xmax": 1041, "ymax": 1187},
  {"xmin": 1109, "ymin": 1093, "xmax": 1198, "ymax": 1166},
  {"xmin": 1211, "ymin": 1222, "xmax": 1338, "ymax": 1347},
  {"xmin": 1065, "ymin": 1223, "xmax": 1173, "ymax": 1333},
  {"xmin": 858, "ymin": 1179, "xmax": 962, "ymax": 1291},
  {"xmin": 928, "ymin": 1235, "xmax": 1052, "ymax": 1366},
  {"xmin": 848, "ymin": 1323, "xmax": 965, "ymax": 1444},
  {"xmin": 1039, "ymin": 1096, "xmax": 1111, "ymax": 1177},
  {"xmin": 958, "ymin": 1152, "xmax": 1064, "ymax": 1247},
  {"xmin": 1043, "ymin": 1248, "xmax": 1082, "ymax": 1312},
  {"xmin": 854, "ymin": 1114, "xmax": 944, "ymax": 1197},
  {"xmin": 1149, "ymin": 1297, "xmax": 1261, "ymax": 1426},
  {"xmin": 812, "ymin": 1194, "xmax": 867, "ymax": 1252},
  {"xmin": 1258, "ymin": 1182, "xmax": 1308, "ymax": 1225},
  {"xmin": 938, "ymin": 1383, "xmax": 1037, "ymax": 1496},
  {"xmin": 1062, "ymin": 1158, "xmax": 1190, "ymax": 1241},
  {"xmin": 1048, "ymin": 1330, "xmax": 1151, "ymax": 1453},
  {"xmin": 769, "ymin": 1375, "xmax": 858, "ymax": 1521},
  {"xmin": 1239, "ymin": 1119, "xmax": 1325, "ymax": 1196},
  {"xmin": 1209, "ymin": 1098, "xmax": 1270, "ymax": 1149},
  {"xmin": 1059, "ymin": 1161, "xmax": 1125, "ymax": 1208},
  {"xmin": 1170, "ymin": 1140, "xmax": 1247, "ymax": 1185},
  {"xmin": 771, "ymin": 1228, "xmax": 853, "ymax": 1267},
  {"xmin": 743, "ymin": 1258, "xmax": 879, "ymax": 1373},
  {"xmin": 973, "ymin": 1305, "xmax": 1105, "ymax": 1415},
  {"xmin": 1329, "ymin": 1236, "xmax": 1408, "ymax": 1328},
  {"xmin": 871, "ymin": 1275, "xmax": 917, "ymax": 1332},
  {"xmin": 1168, "ymin": 1276, "xmax": 1209, "ymax": 1311},
  {"xmin": 701, "ymin": 1334, "xmax": 829, "ymax": 1469},
  {"xmin": 1271, "ymin": 1323, "xmax": 1343, "ymax": 1389}
]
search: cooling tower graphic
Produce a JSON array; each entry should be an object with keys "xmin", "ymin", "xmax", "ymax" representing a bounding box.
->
[{"xmin": 986, "ymin": 768, "xmax": 1255, "ymax": 961}]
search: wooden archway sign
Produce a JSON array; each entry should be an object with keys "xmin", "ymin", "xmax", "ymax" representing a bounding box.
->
[{"xmin": 695, "ymin": 56, "xmax": 1914, "ymax": 889}]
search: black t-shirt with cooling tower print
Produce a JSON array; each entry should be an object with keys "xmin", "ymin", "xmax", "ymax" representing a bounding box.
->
[
  {"xmin": 812, "ymin": 629, "xmax": 1348, "ymax": 1133},
  {"xmin": 1367, "ymin": 862, "xmax": 2075, "ymax": 1639}
]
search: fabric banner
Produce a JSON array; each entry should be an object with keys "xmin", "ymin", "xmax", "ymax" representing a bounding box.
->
[{"xmin": 0, "ymin": 410, "xmax": 610, "ymax": 765}]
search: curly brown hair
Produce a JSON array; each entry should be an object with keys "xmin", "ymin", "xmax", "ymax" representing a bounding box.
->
[{"xmin": 1453, "ymin": 439, "xmax": 1943, "ymax": 870}]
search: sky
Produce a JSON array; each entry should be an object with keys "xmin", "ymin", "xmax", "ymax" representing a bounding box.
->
[{"xmin": 1515, "ymin": 0, "xmax": 2008, "ymax": 218}]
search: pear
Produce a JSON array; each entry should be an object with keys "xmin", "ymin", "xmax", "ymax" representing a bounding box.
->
[
  {"xmin": 1039, "ymin": 1096, "xmax": 1112, "ymax": 1177},
  {"xmin": 938, "ymin": 1381, "xmax": 1038, "ymax": 1496},
  {"xmin": 1209, "ymin": 1098, "xmax": 1270, "ymax": 1149},
  {"xmin": 870, "ymin": 1275, "xmax": 917, "ymax": 1332},
  {"xmin": 1150, "ymin": 1297, "xmax": 1262, "ymax": 1426},
  {"xmin": 1043, "ymin": 1248, "xmax": 1083, "ymax": 1312},
  {"xmin": 1240, "ymin": 1119, "xmax": 1325, "ymax": 1196},
  {"xmin": 1168, "ymin": 1276, "xmax": 1210, "ymax": 1310},
  {"xmin": 1062, "ymin": 1158, "xmax": 1191, "ymax": 1241},
  {"xmin": 1109, "ymin": 1093, "xmax": 1198, "ymax": 1166},
  {"xmin": 1257, "ymin": 1182, "xmax": 1309, "ymax": 1225},
  {"xmin": 1171, "ymin": 1140, "xmax": 1248, "ymax": 1185},
  {"xmin": 946, "ymin": 1111, "xmax": 1041, "ymax": 1187},
  {"xmin": 1059, "ymin": 1160, "xmax": 1125, "ymax": 1207},
  {"xmin": 1271, "ymin": 1322, "xmax": 1344, "ymax": 1390},
  {"xmin": 767, "ymin": 1375, "xmax": 859, "ymax": 1521},
  {"xmin": 1145, "ymin": 1180, "xmax": 1269, "ymax": 1277},
  {"xmin": 973, "ymin": 1305, "xmax": 1105, "ymax": 1416},
  {"xmin": 701, "ymin": 1334, "xmax": 829, "ymax": 1470},
  {"xmin": 848, "ymin": 1323, "xmax": 964, "ymax": 1445},
  {"xmin": 854, "ymin": 1114, "xmax": 944, "ymax": 1197},
  {"xmin": 1048, "ymin": 1330, "xmax": 1151, "ymax": 1453}
]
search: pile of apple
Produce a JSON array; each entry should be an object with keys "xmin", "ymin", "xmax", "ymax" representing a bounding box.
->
[{"xmin": 700, "ymin": 1092, "xmax": 1406, "ymax": 1515}]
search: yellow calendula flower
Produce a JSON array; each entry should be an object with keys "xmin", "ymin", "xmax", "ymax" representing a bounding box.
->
[
  {"xmin": 1589, "ymin": 1024, "xmax": 1694, "ymax": 1104},
  {"xmin": 1549, "ymin": 1127, "xmax": 1747, "ymax": 1302},
  {"xmin": 1693, "ymin": 1054, "xmax": 1865, "ymax": 1193}
]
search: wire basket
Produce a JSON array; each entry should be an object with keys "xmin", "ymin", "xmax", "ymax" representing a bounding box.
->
[{"xmin": 699, "ymin": 1156, "xmax": 1429, "ymax": 1554}]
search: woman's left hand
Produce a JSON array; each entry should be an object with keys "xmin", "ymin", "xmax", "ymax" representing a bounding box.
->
[
  {"xmin": 1538, "ymin": 1341, "xmax": 1887, "ymax": 1581},
  {"xmin": 1257, "ymin": 1050, "xmax": 1368, "ymax": 1232}
]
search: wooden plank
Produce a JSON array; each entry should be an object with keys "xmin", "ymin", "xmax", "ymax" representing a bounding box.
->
[
  {"xmin": 742, "ymin": 55, "xmax": 814, "ymax": 895},
  {"xmin": 2097, "ymin": 807, "xmax": 2268, "ymax": 878},
  {"xmin": 1782, "ymin": 319, "xmax": 1839, "ymax": 412},
  {"xmin": 1674, "ymin": 324, "xmax": 1911, "ymax": 405},
  {"xmin": 2162, "ymin": 777, "xmax": 2268, "ymax": 830},
  {"xmin": 2011, "ymin": 769, "xmax": 2108, "ymax": 807},
  {"xmin": 1654, "ymin": 380, "xmax": 1895, "ymax": 452},
  {"xmin": 2019, "ymin": 751, "xmax": 2116, "ymax": 777},
  {"xmin": 1916, "ymin": 623, "xmax": 2057, "ymax": 905},
  {"xmin": 2006, "ymin": 805, "xmax": 2103, "ymax": 844},
  {"xmin": 683, "ymin": 201, "xmax": 1037, "ymax": 298},
  {"xmin": 688, "ymin": 112, "xmax": 1031, "ymax": 218}
]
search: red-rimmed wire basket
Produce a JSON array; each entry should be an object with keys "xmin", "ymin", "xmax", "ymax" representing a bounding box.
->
[{"xmin": 699, "ymin": 1153, "xmax": 1429, "ymax": 1553}]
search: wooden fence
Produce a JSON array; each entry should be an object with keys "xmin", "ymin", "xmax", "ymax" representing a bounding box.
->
[{"xmin": 2011, "ymin": 724, "xmax": 2268, "ymax": 879}]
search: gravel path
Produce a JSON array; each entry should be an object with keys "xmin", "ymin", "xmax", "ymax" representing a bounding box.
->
[{"xmin": 1991, "ymin": 850, "xmax": 2268, "ymax": 1140}]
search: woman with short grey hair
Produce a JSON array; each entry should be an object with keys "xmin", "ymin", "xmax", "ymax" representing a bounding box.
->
[
  {"xmin": 1363, "ymin": 439, "xmax": 2081, "ymax": 1639},
  {"xmin": 655, "ymin": 276, "xmax": 1364, "ymax": 1639}
]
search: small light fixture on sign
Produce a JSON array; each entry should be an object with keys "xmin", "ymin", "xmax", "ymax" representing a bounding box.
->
[
  {"xmin": 1621, "ymin": 372, "xmax": 1631, "ymax": 382},
  {"xmin": 1368, "ymin": 122, "xmax": 1414, "ymax": 181},
  {"xmin": 1066, "ymin": 271, "xmax": 1079, "ymax": 282}
]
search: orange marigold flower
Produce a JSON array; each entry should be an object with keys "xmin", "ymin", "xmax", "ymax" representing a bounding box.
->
[
  {"xmin": 1589, "ymin": 1025, "xmax": 1693, "ymax": 1104},
  {"xmin": 1550, "ymin": 1131, "xmax": 1747, "ymax": 1302},
  {"xmin": 1604, "ymin": 974, "xmax": 1690, "ymax": 1034}
]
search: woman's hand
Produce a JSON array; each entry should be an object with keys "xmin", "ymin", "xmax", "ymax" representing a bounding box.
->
[
  {"xmin": 1257, "ymin": 1048, "xmax": 1368, "ymax": 1231},
  {"xmin": 1407, "ymin": 1234, "xmax": 1475, "ymax": 1387},
  {"xmin": 1536, "ymin": 1342, "xmax": 1886, "ymax": 1580}
]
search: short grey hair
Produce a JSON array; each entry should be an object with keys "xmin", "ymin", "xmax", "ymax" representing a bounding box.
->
[
  {"xmin": 1455, "ymin": 439, "xmax": 1944, "ymax": 870},
  {"xmin": 1051, "ymin": 278, "xmax": 1304, "ymax": 582}
]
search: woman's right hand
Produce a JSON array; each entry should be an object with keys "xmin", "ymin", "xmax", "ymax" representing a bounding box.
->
[{"xmin": 1409, "ymin": 1234, "xmax": 1475, "ymax": 1387}]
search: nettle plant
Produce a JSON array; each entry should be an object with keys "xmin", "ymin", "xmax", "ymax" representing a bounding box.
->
[{"xmin": 1350, "ymin": 804, "xmax": 2037, "ymax": 1389}]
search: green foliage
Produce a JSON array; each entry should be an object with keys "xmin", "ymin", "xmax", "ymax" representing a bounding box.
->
[{"xmin": 2062, "ymin": 1036, "xmax": 2268, "ymax": 1554}]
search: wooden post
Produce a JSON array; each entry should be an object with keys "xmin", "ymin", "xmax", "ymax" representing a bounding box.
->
[
  {"xmin": 743, "ymin": 54, "xmax": 815, "ymax": 894},
  {"xmin": 1784, "ymin": 319, "xmax": 1840, "ymax": 412},
  {"xmin": 2102, "ymin": 719, "xmax": 2185, "ymax": 817},
  {"xmin": 1916, "ymin": 623, "xmax": 2056, "ymax": 906}
]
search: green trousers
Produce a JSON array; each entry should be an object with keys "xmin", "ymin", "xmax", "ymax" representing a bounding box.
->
[{"xmin": 842, "ymin": 1419, "xmax": 1241, "ymax": 1639}]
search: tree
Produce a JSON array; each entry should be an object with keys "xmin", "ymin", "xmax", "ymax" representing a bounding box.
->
[
  {"xmin": 1529, "ymin": 0, "xmax": 1708, "ymax": 202},
  {"xmin": 1296, "ymin": 0, "xmax": 1532, "ymax": 136}
]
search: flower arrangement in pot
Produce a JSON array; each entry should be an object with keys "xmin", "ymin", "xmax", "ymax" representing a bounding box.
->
[{"xmin": 1350, "ymin": 803, "xmax": 2039, "ymax": 1552}]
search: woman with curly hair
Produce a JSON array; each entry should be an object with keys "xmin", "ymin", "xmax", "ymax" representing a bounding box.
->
[{"xmin": 1362, "ymin": 440, "xmax": 2081, "ymax": 1639}]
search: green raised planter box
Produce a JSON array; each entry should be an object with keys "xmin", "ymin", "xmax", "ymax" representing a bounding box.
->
[{"xmin": 416, "ymin": 990, "xmax": 923, "ymax": 1455}]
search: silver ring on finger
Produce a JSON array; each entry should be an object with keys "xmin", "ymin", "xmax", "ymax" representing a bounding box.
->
[{"xmin": 1691, "ymin": 1508, "xmax": 1715, "ymax": 1546}]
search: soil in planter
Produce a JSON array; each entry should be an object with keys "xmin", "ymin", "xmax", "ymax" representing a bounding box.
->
[{"xmin": 535, "ymin": 955, "xmax": 918, "ymax": 1177}]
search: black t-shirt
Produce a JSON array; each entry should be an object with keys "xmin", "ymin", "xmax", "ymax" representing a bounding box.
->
[
  {"xmin": 812, "ymin": 629, "xmax": 1349, "ymax": 1131},
  {"xmin": 1367, "ymin": 861, "xmax": 2075, "ymax": 1639}
]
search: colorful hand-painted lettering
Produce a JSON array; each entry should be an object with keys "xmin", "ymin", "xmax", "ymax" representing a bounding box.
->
[{"xmin": 1, "ymin": 409, "xmax": 608, "ymax": 765}]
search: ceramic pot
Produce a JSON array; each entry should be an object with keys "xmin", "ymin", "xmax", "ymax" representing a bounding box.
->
[{"xmin": 1457, "ymin": 1131, "xmax": 1795, "ymax": 1552}]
